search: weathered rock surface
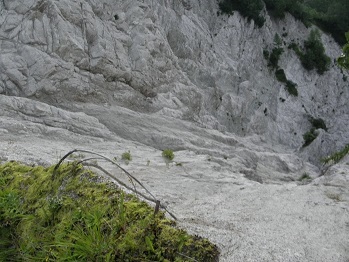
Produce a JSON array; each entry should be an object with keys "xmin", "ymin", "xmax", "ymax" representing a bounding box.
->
[{"xmin": 0, "ymin": 0, "xmax": 349, "ymax": 261}]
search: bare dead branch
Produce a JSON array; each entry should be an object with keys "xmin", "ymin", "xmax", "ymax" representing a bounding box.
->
[{"xmin": 53, "ymin": 149, "xmax": 177, "ymax": 220}]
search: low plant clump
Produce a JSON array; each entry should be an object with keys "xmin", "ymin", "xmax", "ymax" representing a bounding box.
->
[
  {"xmin": 298, "ymin": 173, "xmax": 311, "ymax": 181},
  {"xmin": 162, "ymin": 149, "xmax": 175, "ymax": 161},
  {"xmin": 322, "ymin": 144, "xmax": 349, "ymax": 164},
  {"xmin": 285, "ymin": 80, "xmax": 298, "ymax": 96},
  {"xmin": 302, "ymin": 117, "xmax": 327, "ymax": 147},
  {"xmin": 121, "ymin": 151, "xmax": 132, "ymax": 161},
  {"xmin": 290, "ymin": 30, "xmax": 331, "ymax": 75},
  {"xmin": 0, "ymin": 161, "xmax": 219, "ymax": 261},
  {"xmin": 302, "ymin": 128, "xmax": 318, "ymax": 147}
]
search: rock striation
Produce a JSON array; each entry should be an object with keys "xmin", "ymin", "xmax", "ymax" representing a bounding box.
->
[{"xmin": 0, "ymin": 0, "xmax": 349, "ymax": 261}]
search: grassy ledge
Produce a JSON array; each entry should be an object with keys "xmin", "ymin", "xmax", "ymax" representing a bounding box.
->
[{"xmin": 0, "ymin": 161, "xmax": 219, "ymax": 261}]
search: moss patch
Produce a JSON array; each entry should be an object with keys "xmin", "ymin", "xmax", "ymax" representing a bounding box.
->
[{"xmin": 0, "ymin": 161, "xmax": 219, "ymax": 261}]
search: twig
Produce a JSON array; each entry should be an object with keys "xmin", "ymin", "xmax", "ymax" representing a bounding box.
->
[
  {"xmin": 53, "ymin": 149, "xmax": 177, "ymax": 220},
  {"xmin": 76, "ymin": 157, "xmax": 138, "ymax": 196},
  {"xmin": 154, "ymin": 200, "xmax": 160, "ymax": 215},
  {"xmin": 54, "ymin": 149, "xmax": 156, "ymax": 201},
  {"xmin": 82, "ymin": 163, "xmax": 177, "ymax": 220},
  {"xmin": 83, "ymin": 163, "xmax": 139, "ymax": 197}
]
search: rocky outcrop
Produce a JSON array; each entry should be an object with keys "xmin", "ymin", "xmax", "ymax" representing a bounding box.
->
[
  {"xmin": 1, "ymin": 0, "xmax": 348, "ymax": 162},
  {"xmin": 0, "ymin": 0, "xmax": 349, "ymax": 261}
]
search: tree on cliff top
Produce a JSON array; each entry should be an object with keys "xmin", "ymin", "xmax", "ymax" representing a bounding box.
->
[{"xmin": 338, "ymin": 32, "xmax": 349, "ymax": 70}]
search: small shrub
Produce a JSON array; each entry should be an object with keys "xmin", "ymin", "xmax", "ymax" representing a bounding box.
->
[
  {"xmin": 309, "ymin": 117, "xmax": 327, "ymax": 131},
  {"xmin": 300, "ymin": 29, "xmax": 331, "ymax": 74},
  {"xmin": 275, "ymin": 68, "xmax": 287, "ymax": 83},
  {"xmin": 268, "ymin": 47, "xmax": 284, "ymax": 69},
  {"xmin": 302, "ymin": 128, "xmax": 317, "ymax": 147},
  {"xmin": 286, "ymin": 80, "xmax": 298, "ymax": 96},
  {"xmin": 274, "ymin": 33, "xmax": 283, "ymax": 47},
  {"xmin": 322, "ymin": 144, "xmax": 349, "ymax": 164},
  {"xmin": 338, "ymin": 32, "xmax": 349, "ymax": 69},
  {"xmin": 298, "ymin": 173, "xmax": 311, "ymax": 181},
  {"xmin": 121, "ymin": 151, "xmax": 132, "ymax": 161},
  {"xmin": 263, "ymin": 49, "xmax": 270, "ymax": 60},
  {"xmin": 289, "ymin": 42, "xmax": 303, "ymax": 56},
  {"xmin": 162, "ymin": 149, "xmax": 175, "ymax": 161}
]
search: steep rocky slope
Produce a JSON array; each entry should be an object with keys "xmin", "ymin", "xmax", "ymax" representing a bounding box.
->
[{"xmin": 0, "ymin": 0, "xmax": 349, "ymax": 261}]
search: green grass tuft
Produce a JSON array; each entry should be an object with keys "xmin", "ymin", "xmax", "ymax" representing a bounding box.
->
[
  {"xmin": 322, "ymin": 144, "xmax": 349, "ymax": 164},
  {"xmin": 298, "ymin": 173, "xmax": 311, "ymax": 181}
]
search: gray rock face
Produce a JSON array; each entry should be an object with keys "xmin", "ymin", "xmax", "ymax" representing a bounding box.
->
[
  {"xmin": 0, "ymin": 0, "xmax": 349, "ymax": 261},
  {"xmin": 0, "ymin": 0, "xmax": 348, "ymax": 161}
]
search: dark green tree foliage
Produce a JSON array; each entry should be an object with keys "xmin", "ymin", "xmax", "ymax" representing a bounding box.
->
[
  {"xmin": 309, "ymin": 117, "xmax": 327, "ymax": 131},
  {"xmin": 263, "ymin": 49, "xmax": 270, "ymax": 60},
  {"xmin": 307, "ymin": 0, "xmax": 349, "ymax": 44},
  {"xmin": 268, "ymin": 34, "xmax": 284, "ymax": 69},
  {"xmin": 268, "ymin": 47, "xmax": 283, "ymax": 68},
  {"xmin": 338, "ymin": 32, "xmax": 349, "ymax": 70},
  {"xmin": 219, "ymin": 0, "xmax": 349, "ymax": 45},
  {"xmin": 302, "ymin": 116, "xmax": 327, "ymax": 147},
  {"xmin": 219, "ymin": 0, "xmax": 265, "ymax": 27},
  {"xmin": 263, "ymin": 0, "xmax": 290, "ymax": 18},
  {"xmin": 286, "ymin": 80, "xmax": 298, "ymax": 96},
  {"xmin": 275, "ymin": 68, "xmax": 287, "ymax": 82},
  {"xmin": 288, "ymin": 42, "xmax": 302, "ymax": 57},
  {"xmin": 300, "ymin": 29, "xmax": 330, "ymax": 74}
]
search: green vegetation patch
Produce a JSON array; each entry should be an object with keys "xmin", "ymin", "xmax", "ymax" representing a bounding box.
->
[
  {"xmin": 290, "ymin": 30, "xmax": 330, "ymax": 75},
  {"xmin": 322, "ymin": 144, "xmax": 349, "ymax": 164},
  {"xmin": 301, "ymin": 29, "xmax": 330, "ymax": 74},
  {"xmin": 338, "ymin": 32, "xmax": 349, "ymax": 70},
  {"xmin": 298, "ymin": 173, "xmax": 311, "ymax": 181},
  {"xmin": 268, "ymin": 47, "xmax": 284, "ymax": 69},
  {"xmin": 302, "ymin": 116, "xmax": 327, "ymax": 147},
  {"xmin": 285, "ymin": 80, "xmax": 298, "ymax": 96},
  {"xmin": 219, "ymin": 0, "xmax": 265, "ymax": 27},
  {"xmin": 0, "ymin": 162, "xmax": 218, "ymax": 261},
  {"xmin": 263, "ymin": 0, "xmax": 306, "ymax": 19},
  {"xmin": 275, "ymin": 68, "xmax": 287, "ymax": 82},
  {"xmin": 309, "ymin": 117, "xmax": 327, "ymax": 131},
  {"xmin": 219, "ymin": 0, "xmax": 349, "ymax": 45},
  {"xmin": 302, "ymin": 128, "xmax": 318, "ymax": 147},
  {"xmin": 162, "ymin": 149, "xmax": 175, "ymax": 161},
  {"xmin": 121, "ymin": 151, "xmax": 132, "ymax": 161}
]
